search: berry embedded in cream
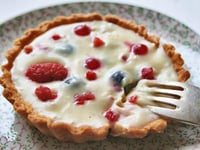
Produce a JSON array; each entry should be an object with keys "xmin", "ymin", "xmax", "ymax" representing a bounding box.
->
[
  {"xmin": 11, "ymin": 20, "xmax": 177, "ymax": 126},
  {"xmin": 1, "ymin": 13, "xmax": 190, "ymax": 142}
]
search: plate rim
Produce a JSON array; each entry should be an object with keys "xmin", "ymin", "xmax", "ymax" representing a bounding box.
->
[
  {"xmin": 0, "ymin": 0, "xmax": 199, "ymax": 36},
  {"xmin": 0, "ymin": 2, "xmax": 200, "ymax": 149}
]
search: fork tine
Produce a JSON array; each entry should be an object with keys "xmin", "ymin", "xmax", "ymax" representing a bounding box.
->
[
  {"xmin": 148, "ymin": 105, "xmax": 178, "ymax": 118},
  {"xmin": 142, "ymin": 80, "xmax": 200, "ymax": 125},
  {"xmin": 146, "ymin": 95, "xmax": 180, "ymax": 106},
  {"xmin": 146, "ymin": 88, "xmax": 183, "ymax": 97},
  {"xmin": 144, "ymin": 79, "xmax": 186, "ymax": 88}
]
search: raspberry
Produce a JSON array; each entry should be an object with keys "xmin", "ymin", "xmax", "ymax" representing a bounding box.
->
[
  {"xmin": 74, "ymin": 24, "xmax": 91, "ymax": 36},
  {"xmin": 86, "ymin": 70, "xmax": 97, "ymax": 81},
  {"xmin": 85, "ymin": 57, "xmax": 101, "ymax": 70},
  {"xmin": 121, "ymin": 54, "xmax": 128, "ymax": 62},
  {"xmin": 104, "ymin": 110, "xmax": 120, "ymax": 122},
  {"xmin": 52, "ymin": 34, "xmax": 61, "ymax": 40},
  {"xmin": 84, "ymin": 92, "xmax": 95, "ymax": 100},
  {"xmin": 25, "ymin": 62, "xmax": 68, "ymax": 83},
  {"xmin": 130, "ymin": 43, "xmax": 148, "ymax": 55},
  {"xmin": 141, "ymin": 67, "xmax": 154, "ymax": 80},
  {"xmin": 93, "ymin": 37, "xmax": 105, "ymax": 47},
  {"xmin": 35, "ymin": 86, "xmax": 57, "ymax": 101},
  {"xmin": 128, "ymin": 95, "xmax": 138, "ymax": 104},
  {"xmin": 24, "ymin": 45, "xmax": 33, "ymax": 54},
  {"xmin": 74, "ymin": 91, "xmax": 95, "ymax": 105},
  {"xmin": 74, "ymin": 98, "xmax": 85, "ymax": 105}
]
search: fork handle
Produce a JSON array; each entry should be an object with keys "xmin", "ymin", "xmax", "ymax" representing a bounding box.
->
[
  {"xmin": 179, "ymin": 83, "xmax": 200, "ymax": 125},
  {"xmin": 150, "ymin": 83, "xmax": 200, "ymax": 126},
  {"xmin": 142, "ymin": 80, "xmax": 200, "ymax": 125}
]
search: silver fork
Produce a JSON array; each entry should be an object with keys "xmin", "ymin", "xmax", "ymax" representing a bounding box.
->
[{"xmin": 141, "ymin": 80, "xmax": 200, "ymax": 126}]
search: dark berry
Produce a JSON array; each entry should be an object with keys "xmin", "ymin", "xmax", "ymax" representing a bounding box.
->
[
  {"xmin": 64, "ymin": 77, "xmax": 84, "ymax": 88},
  {"xmin": 35, "ymin": 86, "xmax": 57, "ymax": 101},
  {"xmin": 104, "ymin": 110, "xmax": 120, "ymax": 122},
  {"xmin": 85, "ymin": 58, "xmax": 101, "ymax": 70},
  {"xmin": 141, "ymin": 67, "xmax": 154, "ymax": 80},
  {"xmin": 74, "ymin": 24, "xmax": 91, "ymax": 36},
  {"xmin": 130, "ymin": 43, "xmax": 148, "ymax": 55},
  {"xmin": 56, "ymin": 44, "xmax": 74, "ymax": 54},
  {"xmin": 110, "ymin": 71, "xmax": 125, "ymax": 86},
  {"xmin": 93, "ymin": 37, "xmax": 105, "ymax": 47},
  {"xmin": 25, "ymin": 62, "xmax": 68, "ymax": 83}
]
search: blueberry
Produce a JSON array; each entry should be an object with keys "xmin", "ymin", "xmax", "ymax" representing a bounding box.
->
[
  {"xmin": 56, "ymin": 44, "xmax": 74, "ymax": 54},
  {"xmin": 64, "ymin": 77, "xmax": 85, "ymax": 89},
  {"xmin": 110, "ymin": 71, "xmax": 125, "ymax": 86}
]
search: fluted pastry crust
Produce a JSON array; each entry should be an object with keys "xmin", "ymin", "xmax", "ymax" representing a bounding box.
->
[{"xmin": 0, "ymin": 13, "xmax": 190, "ymax": 143}]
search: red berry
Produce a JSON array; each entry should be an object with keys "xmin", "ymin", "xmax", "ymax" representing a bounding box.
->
[
  {"xmin": 93, "ymin": 37, "xmax": 105, "ymax": 47},
  {"xmin": 25, "ymin": 62, "xmax": 68, "ymax": 83},
  {"xmin": 130, "ymin": 43, "xmax": 148, "ymax": 55},
  {"xmin": 141, "ymin": 67, "xmax": 154, "ymax": 80},
  {"xmin": 84, "ymin": 91, "xmax": 95, "ymax": 100},
  {"xmin": 74, "ymin": 91, "xmax": 95, "ymax": 105},
  {"xmin": 74, "ymin": 96, "xmax": 85, "ymax": 105},
  {"xmin": 74, "ymin": 95, "xmax": 85, "ymax": 105},
  {"xmin": 74, "ymin": 24, "xmax": 91, "ymax": 36},
  {"xmin": 24, "ymin": 45, "xmax": 33, "ymax": 54},
  {"xmin": 35, "ymin": 86, "xmax": 57, "ymax": 101},
  {"xmin": 86, "ymin": 70, "xmax": 97, "ymax": 80},
  {"xmin": 128, "ymin": 95, "xmax": 138, "ymax": 104},
  {"xmin": 52, "ymin": 34, "xmax": 61, "ymax": 40},
  {"xmin": 85, "ymin": 58, "xmax": 101, "ymax": 70},
  {"xmin": 121, "ymin": 54, "xmax": 128, "ymax": 62},
  {"xmin": 104, "ymin": 110, "xmax": 120, "ymax": 122}
]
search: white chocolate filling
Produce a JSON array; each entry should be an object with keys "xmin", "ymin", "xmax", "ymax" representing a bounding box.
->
[{"xmin": 11, "ymin": 21, "xmax": 178, "ymax": 128}]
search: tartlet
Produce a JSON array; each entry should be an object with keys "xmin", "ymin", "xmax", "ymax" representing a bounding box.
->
[{"xmin": 0, "ymin": 13, "xmax": 190, "ymax": 143}]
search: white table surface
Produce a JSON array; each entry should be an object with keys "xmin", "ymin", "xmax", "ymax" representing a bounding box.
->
[{"xmin": 0, "ymin": 0, "xmax": 200, "ymax": 35}]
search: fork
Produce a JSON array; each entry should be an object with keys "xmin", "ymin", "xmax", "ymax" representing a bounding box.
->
[{"xmin": 140, "ymin": 80, "xmax": 200, "ymax": 126}]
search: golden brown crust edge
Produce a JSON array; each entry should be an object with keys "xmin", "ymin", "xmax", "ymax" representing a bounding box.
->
[{"xmin": 0, "ymin": 13, "xmax": 190, "ymax": 142}]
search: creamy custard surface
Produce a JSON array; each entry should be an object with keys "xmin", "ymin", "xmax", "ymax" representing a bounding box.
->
[{"xmin": 11, "ymin": 21, "xmax": 178, "ymax": 128}]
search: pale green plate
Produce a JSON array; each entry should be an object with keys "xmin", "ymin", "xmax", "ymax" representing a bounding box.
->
[{"xmin": 0, "ymin": 2, "xmax": 200, "ymax": 150}]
